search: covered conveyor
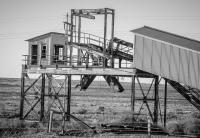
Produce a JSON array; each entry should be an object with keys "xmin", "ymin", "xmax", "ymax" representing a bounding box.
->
[{"xmin": 131, "ymin": 26, "xmax": 200, "ymax": 110}]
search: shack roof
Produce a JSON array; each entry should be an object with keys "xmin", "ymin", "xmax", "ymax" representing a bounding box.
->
[
  {"xmin": 131, "ymin": 26, "xmax": 200, "ymax": 52},
  {"xmin": 25, "ymin": 32, "xmax": 64, "ymax": 42}
]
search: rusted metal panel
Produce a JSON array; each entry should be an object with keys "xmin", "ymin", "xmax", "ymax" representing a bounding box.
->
[
  {"xmin": 152, "ymin": 41, "xmax": 161, "ymax": 76},
  {"xmin": 169, "ymin": 46, "xmax": 179, "ymax": 81},
  {"xmin": 143, "ymin": 38, "xmax": 152, "ymax": 73},
  {"xmin": 179, "ymin": 49, "xmax": 189, "ymax": 86},
  {"xmin": 161, "ymin": 44, "xmax": 170, "ymax": 79},
  {"xmin": 134, "ymin": 35, "xmax": 143, "ymax": 70},
  {"xmin": 189, "ymin": 52, "xmax": 199, "ymax": 88}
]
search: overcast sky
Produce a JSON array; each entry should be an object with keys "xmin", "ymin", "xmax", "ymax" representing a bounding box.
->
[{"xmin": 0, "ymin": 0, "xmax": 200, "ymax": 78}]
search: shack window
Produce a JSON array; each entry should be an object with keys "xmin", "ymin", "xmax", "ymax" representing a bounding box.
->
[
  {"xmin": 41, "ymin": 45, "xmax": 47, "ymax": 59},
  {"xmin": 54, "ymin": 45, "xmax": 64, "ymax": 63}
]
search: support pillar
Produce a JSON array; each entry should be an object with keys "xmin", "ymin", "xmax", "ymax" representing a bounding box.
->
[
  {"xmin": 131, "ymin": 75, "xmax": 136, "ymax": 113},
  {"xmin": 77, "ymin": 11, "xmax": 81, "ymax": 66},
  {"xmin": 119, "ymin": 58, "xmax": 122, "ymax": 68},
  {"xmin": 47, "ymin": 75, "xmax": 52, "ymax": 119},
  {"xmin": 153, "ymin": 76, "xmax": 159, "ymax": 124},
  {"xmin": 103, "ymin": 8, "xmax": 107, "ymax": 68},
  {"xmin": 20, "ymin": 73, "xmax": 25, "ymax": 120},
  {"xmin": 67, "ymin": 75, "xmax": 71, "ymax": 121},
  {"xmin": 164, "ymin": 79, "xmax": 167, "ymax": 127},
  {"xmin": 40, "ymin": 73, "xmax": 45, "ymax": 121}
]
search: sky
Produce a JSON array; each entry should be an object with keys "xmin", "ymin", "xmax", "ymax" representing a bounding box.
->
[{"xmin": 0, "ymin": 0, "xmax": 200, "ymax": 79}]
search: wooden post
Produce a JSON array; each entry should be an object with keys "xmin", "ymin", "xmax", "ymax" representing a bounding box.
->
[
  {"xmin": 67, "ymin": 75, "xmax": 71, "ymax": 121},
  {"xmin": 65, "ymin": 14, "xmax": 69, "ymax": 66},
  {"xmin": 153, "ymin": 76, "xmax": 159, "ymax": 124},
  {"xmin": 131, "ymin": 75, "xmax": 135, "ymax": 113},
  {"xmin": 40, "ymin": 73, "xmax": 45, "ymax": 121},
  {"xmin": 164, "ymin": 79, "xmax": 167, "ymax": 127},
  {"xmin": 48, "ymin": 110, "xmax": 53, "ymax": 133},
  {"xmin": 20, "ymin": 73, "xmax": 25, "ymax": 120},
  {"xmin": 103, "ymin": 8, "xmax": 107, "ymax": 68}
]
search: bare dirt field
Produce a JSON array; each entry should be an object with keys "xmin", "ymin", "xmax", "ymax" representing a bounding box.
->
[{"xmin": 0, "ymin": 77, "xmax": 199, "ymax": 137}]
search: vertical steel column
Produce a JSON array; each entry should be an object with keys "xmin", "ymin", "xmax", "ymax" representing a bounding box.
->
[
  {"xmin": 65, "ymin": 14, "xmax": 69, "ymax": 66},
  {"xmin": 153, "ymin": 76, "xmax": 159, "ymax": 124},
  {"xmin": 119, "ymin": 58, "xmax": 122, "ymax": 68},
  {"xmin": 40, "ymin": 73, "xmax": 45, "ymax": 121},
  {"xmin": 131, "ymin": 75, "xmax": 136, "ymax": 113},
  {"xmin": 47, "ymin": 75, "xmax": 52, "ymax": 119},
  {"xmin": 103, "ymin": 8, "xmax": 107, "ymax": 68},
  {"xmin": 67, "ymin": 75, "xmax": 71, "ymax": 121},
  {"xmin": 77, "ymin": 10, "xmax": 81, "ymax": 66},
  {"xmin": 164, "ymin": 79, "xmax": 167, "ymax": 127},
  {"xmin": 110, "ymin": 9, "xmax": 115, "ymax": 68},
  {"xmin": 20, "ymin": 73, "xmax": 25, "ymax": 120},
  {"xmin": 70, "ymin": 10, "xmax": 74, "ymax": 66}
]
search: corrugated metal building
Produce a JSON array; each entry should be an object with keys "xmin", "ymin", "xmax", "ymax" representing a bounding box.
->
[
  {"xmin": 26, "ymin": 32, "xmax": 66, "ymax": 65},
  {"xmin": 131, "ymin": 26, "xmax": 200, "ymax": 89}
]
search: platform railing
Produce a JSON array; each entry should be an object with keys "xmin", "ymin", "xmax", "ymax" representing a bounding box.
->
[{"xmin": 22, "ymin": 54, "xmax": 132, "ymax": 68}]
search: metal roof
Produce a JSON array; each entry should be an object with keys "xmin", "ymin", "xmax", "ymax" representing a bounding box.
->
[
  {"xmin": 131, "ymin": 26, "xmax": 200, "ymax": 52},
  {"xmin": 25, "ymin": 32, "xmax": 64, "ymax": 42}
]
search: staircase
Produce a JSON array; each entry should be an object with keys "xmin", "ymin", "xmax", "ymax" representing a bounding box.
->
[
  {"xmin": 71, "ymin": 33, "xmax": 133, "ymax": 92},
  {"xmin": 165, "ymin": 79, "xmax": 200, "ymax": 110}
]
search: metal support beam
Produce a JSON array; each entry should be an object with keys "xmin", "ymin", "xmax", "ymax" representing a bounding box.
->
[
  {"xmin": 119, "ymin": 58, "xmax": 122, "ymax": 68},
  {"xmin": 47, "ymin": 75, "xmax": 52, "ymax": 118},
  {"xmin": 164, "ymin": 79, "xmax": 167, "ymax": 127},
  {"xmin": 110, "ymin": 9, "xmax": 115, "ymax": 68},
  {"xmin": 103, "ymin": 8, "xmax": 107, "ymax": 68},
  {"xmin": 154, "ymin": 76, "xmax": 159, "ymax": 124},
  {"xmin": 77, "ymin": 11, "xmax": 81, "ymax": 66},
  {"xmin": 20, "ymin": 73, "xmax": 25, "ymax": 120},
  {"xmin": 131, "ymin": 75, "xmax": 135, "ymax": 113},
  {"xmin": 67, "ymin": 75, "xmax": 71, "ymax": 121},
  {"xmin": 40, "ymin": 73, "xmax": 45, "ymax": 121},
  {"xmin": 70, "ymin": 10, "xmax": 74, "ymax": 66}
]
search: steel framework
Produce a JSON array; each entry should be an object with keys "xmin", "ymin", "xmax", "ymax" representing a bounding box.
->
[{"xmin": 20, "ymin": 8, "xmax": 169, "ymax": 134}]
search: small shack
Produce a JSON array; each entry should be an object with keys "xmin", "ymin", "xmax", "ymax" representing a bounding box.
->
[{"xmin": 26, "ymin": 32, "xmax": 67, "ymax": 65}]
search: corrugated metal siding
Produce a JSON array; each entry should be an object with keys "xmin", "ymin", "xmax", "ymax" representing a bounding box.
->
[
  {"xmin": 160, "ymin": 43, "xmax": 170, "ymax": 79},
  {"xmin": 179, "ymin": 49, "xmax": 189, "ymax": 86},
  {"xmin": 133, "ymin": 34, "xmax": 200, "ymax": 90},
  {"xmin": 132, "ymin": 26, "xmax": 200, "ymax": 90},
  {"xmin": 134, "ymin": 35, "xmax": 143, "ymax": 70},
  {"xmin": 152, "ymin": 41, "xmax": 161, "ymax": 75},
  {"xmin": 131, "ymin": 26, "xmax": 200, "ymax": 52},
  {"xmin": 189, "ymin": 52, "xmax": 199, "ymax": 88},
  {"xmin": 143, "ymin": 38, "xmax": 152, "ymax": 72},
  {"xmin": 52, "ymin": 34, "xmax": 65, "ymax": 45},
  {"xmin": 169, "ymin": 46, "xmax": 179, "ymax": 81}
]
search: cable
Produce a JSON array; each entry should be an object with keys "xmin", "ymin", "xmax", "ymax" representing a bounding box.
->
[
  {"xmin": 6, "ymin": 64, "xmax": 21, "ymax": 78},
  {"xmin": 52, "ymin": 16, "xmax": 67, "ymax": 32}
]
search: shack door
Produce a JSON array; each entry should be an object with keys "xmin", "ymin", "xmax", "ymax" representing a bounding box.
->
[
  {"xmin": 31, "ymin": 45, "xmax": 38, "ymax": 65},
  {"xmin": 53, "ymin": 45, "xmax": 63, "ymax": 64}
]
